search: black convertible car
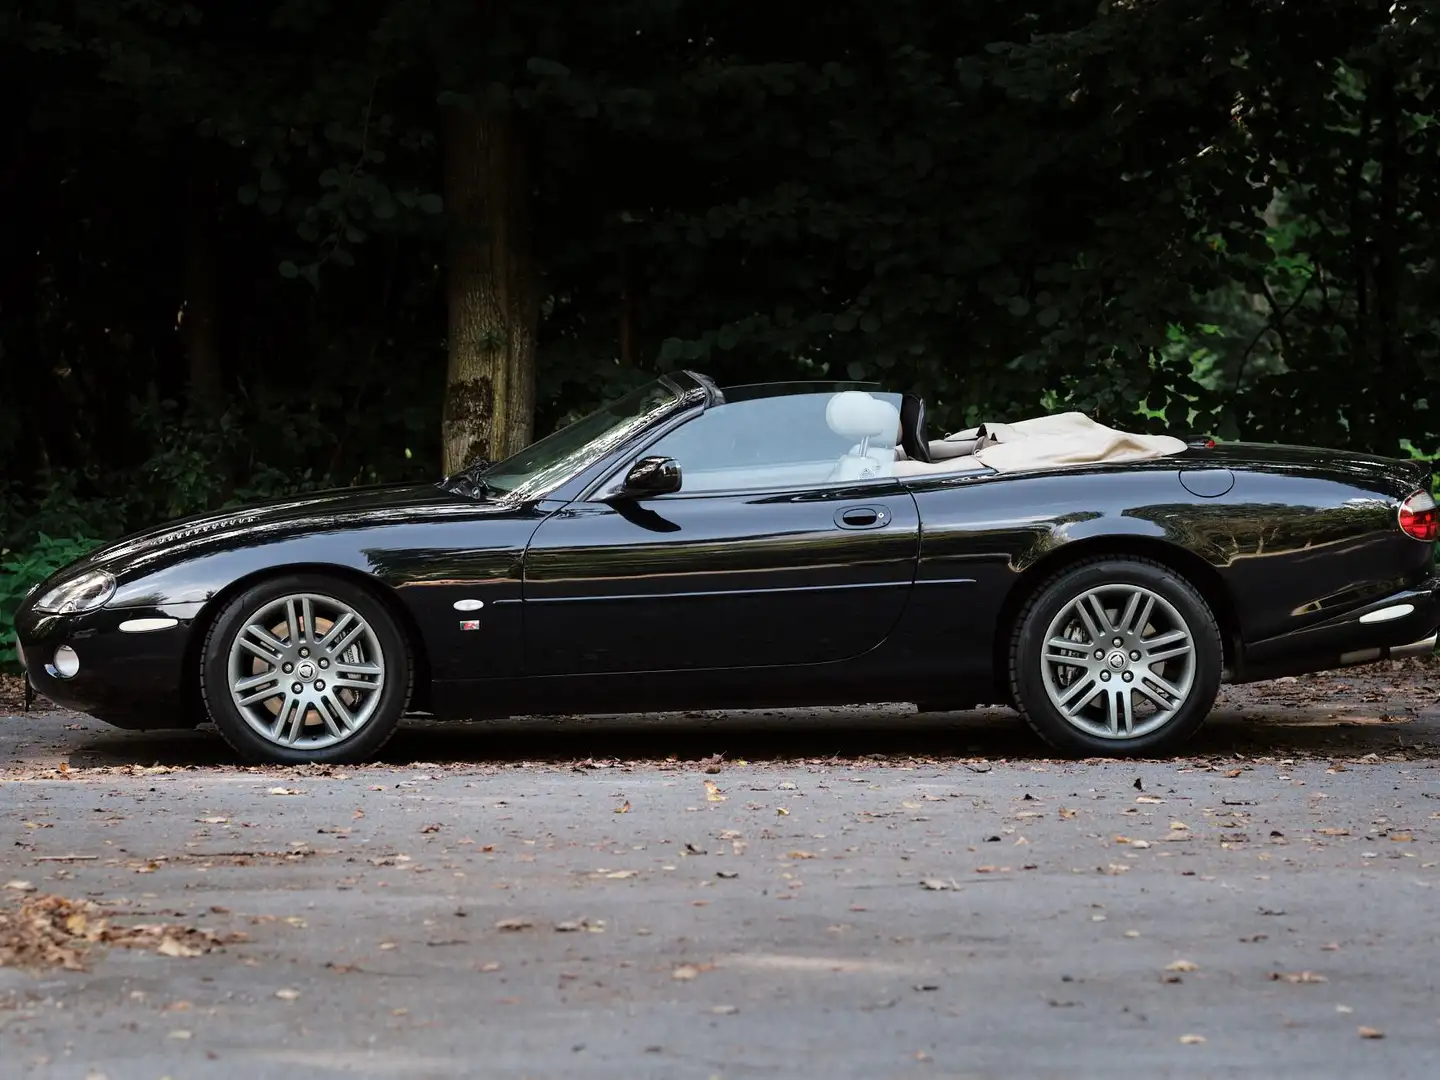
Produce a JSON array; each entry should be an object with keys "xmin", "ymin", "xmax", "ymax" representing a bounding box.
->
[{"xmin": 15, "ymin": 372, "xmax": 1440, "ymax": 763}]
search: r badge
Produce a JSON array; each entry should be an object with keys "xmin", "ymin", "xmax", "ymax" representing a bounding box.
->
[{"xmin": 459, "ymin": 619, "xmax": 481, "ymax": 631}]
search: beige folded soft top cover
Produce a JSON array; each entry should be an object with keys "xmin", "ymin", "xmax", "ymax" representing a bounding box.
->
[{"xmin": 895, "ymin": 411, "xmax": 1186, "ymax": 476}]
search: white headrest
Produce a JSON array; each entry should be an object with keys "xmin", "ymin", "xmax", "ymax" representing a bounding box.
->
[{"xmin": 826, "ymin": 391, "xmax": 899, "ymax": 441}]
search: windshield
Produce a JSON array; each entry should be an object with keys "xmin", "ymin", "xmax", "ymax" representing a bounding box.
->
[{"xmin": 477, "ymin": 379, "xmax": 684, "ymax": 498}]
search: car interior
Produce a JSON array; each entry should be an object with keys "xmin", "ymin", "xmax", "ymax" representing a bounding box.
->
[
  {"xmin": 637, "ymin": 389, "xmax": 1186, "ymax": 495},
  {"xmin": 867, "ymin": 390, "xmax": 1187, "ymax": 478}
]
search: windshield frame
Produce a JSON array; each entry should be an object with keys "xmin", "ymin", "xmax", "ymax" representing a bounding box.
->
[{"xmin": 464, "ymin": 373, "xmax": 710, "ymax": 502}]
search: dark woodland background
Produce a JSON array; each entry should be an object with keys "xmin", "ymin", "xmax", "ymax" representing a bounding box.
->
[{"xmin": 4, "ymin": 1, "xmax": 1439, "ymax": 662}]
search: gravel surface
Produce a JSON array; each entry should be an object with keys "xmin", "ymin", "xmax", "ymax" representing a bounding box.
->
[{"xmin": 2, "ymin": 662, "xmax": 1439, "ymax": 1078}]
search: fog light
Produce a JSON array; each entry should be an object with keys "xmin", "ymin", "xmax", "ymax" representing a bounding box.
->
[{"xmin": 52, "ymin": 646, "xmax": 80, "ymax": 679}]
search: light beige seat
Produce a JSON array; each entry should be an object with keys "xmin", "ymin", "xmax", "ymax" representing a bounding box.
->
[
  {"xmin": 893, "ymin": 454, "xmax": 990, "ymax": 477},
  {"xmin": 901, "ymin": 410, "xmax": 1185, "ymax": 477}
]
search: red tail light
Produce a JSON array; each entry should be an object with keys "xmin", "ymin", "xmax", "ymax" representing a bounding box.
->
[{"xmin": 1399, "ymin": 490, "xmax": 1439, "ymax": 542}]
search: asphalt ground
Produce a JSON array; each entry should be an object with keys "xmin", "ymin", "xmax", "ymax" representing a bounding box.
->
[{"xmin": 2, "ymin": 662, "xmax": 1439, "ymax": 1079}]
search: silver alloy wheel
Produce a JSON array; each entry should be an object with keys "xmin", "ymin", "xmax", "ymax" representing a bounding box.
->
[
  {"xmin": 225, "ymin": 593, "xmax": 386, "ymax": 750},
  {"xmin": 1039, "ymin": 584, "xmax": 1197, "ymax": 740}
]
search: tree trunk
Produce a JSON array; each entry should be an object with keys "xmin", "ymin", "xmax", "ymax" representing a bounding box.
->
[
  {"xmin": 182, "ymin": 152, "xmax": 224, "ymax": 415},
  {"xmin": 441, "ymin": 106, "xmax": 538, "ymax": 474}
]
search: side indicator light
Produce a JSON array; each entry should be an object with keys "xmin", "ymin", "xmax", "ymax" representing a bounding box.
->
[{"xmin": 1399, "ymin": 490, "xmax": 1439, "ymax": 542}]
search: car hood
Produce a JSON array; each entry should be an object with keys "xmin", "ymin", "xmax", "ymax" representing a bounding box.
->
[
  {"xmin": 71, "ymin": 483, "xmax": 488, "ymax": 574},
  {"xmin": 1187, "ymin": 442, "xmax": 1431, "ymax": 499}
]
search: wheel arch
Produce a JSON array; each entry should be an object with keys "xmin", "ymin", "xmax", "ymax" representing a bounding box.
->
[
  {"xmin": 991, "ymin": 536, "xmax": 1240, "ymax": 698},
  {"xmin": 181, "ymin": 563, "xmax": 432, "ymax": 722}
]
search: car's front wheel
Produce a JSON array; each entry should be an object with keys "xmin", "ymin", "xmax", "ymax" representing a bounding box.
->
[
  {"xmin": 200, "ymin": 574, "xmax": 411, "ymax": 764},
  {"xmin": 1009, "ymin": 558, "xmax": 1221, "ymax": 756}
]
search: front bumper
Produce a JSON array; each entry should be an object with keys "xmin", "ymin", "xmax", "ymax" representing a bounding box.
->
[
  {"xmin": 15, "ymin": 601, "xmax": 205, "ymax": 729},
  {"xmin": 1238, "ymin": 574, "xmax": 1440, "ymax": 682}
]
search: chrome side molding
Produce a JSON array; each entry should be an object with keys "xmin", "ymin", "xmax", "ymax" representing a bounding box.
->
[
  {"xmin": 1340, "ymin": 632, "xmax": 1436, "ymax": 667},
  {"xmin": 1389, "ymin": 633, "xmax": 1437, "ymax": 662}
]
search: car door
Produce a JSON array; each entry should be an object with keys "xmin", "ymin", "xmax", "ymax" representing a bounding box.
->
[{"xmin": 520, "ymin": 387, "xmax": 921, "ymax": 675}]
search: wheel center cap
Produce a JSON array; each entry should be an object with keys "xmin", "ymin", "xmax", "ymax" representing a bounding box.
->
[
  {"xmin": 296, "ymin": 661, "xmax": 316, "ymax": 681},
  {"xmin": 1106, "ymin": 651, "xmax": 1128, "ymax": 671}
]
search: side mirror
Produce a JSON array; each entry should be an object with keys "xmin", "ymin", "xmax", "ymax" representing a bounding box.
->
[{"xmin": 617, "ymin": 456, "xmax": 682, "ymax": 498}]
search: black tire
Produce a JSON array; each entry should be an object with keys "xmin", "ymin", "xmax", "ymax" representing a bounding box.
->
[
  {"xmin": 199, "ymin": 573, "xmax": 412, "ymax": 764},
  {"xmin": 1009, "ymin": 557, "xmax": 1222, "ymax": 757}
]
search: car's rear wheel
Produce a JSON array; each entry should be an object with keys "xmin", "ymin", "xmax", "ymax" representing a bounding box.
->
[
  {"xmin": 199, "ymin": 574, "xmax": 411, "ymax": 764},
  {"xmin": 1009, "ymin": 558, "xmax": 1221, "ymax": 757}
]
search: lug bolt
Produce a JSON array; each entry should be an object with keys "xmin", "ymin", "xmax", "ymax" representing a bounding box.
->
[
  {"xmin": 1094, "ymin": 650, "xmax": 1105, "ymax": 660},
  {"xmin": 1130, "ymin": 651, "xmax": 1141, "ymax": 662},
  {"xmin": 283, "ymin": 663, "xmax": 294, "ymax": 674},
  {"xmin": 1113, "ymin": 637, "xmax": 1123, "ymax": 648},
  {"xmin": 319, "ymin": 658, "xmax": 329, "ymax": 669},
  {"xmin": 1122, "ymin": 671, "xmax": 1133, "ymax": 683},
  {"xmin": 299, "ymin": 647, "xmax": 310, "ymax": 659},
  {"xmin": 314, "ymin": 679, "xmax": 325, "ymax": 691},
  {"xmin": 1100, "ymin": 671, "xmax": 1111, "ymax": 682},
  {"xmin": 291, "ymin": 682, "xmax": 303, "ymax": 694}
]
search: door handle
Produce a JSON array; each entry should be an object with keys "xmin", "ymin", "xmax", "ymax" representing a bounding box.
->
[{"xmin": 835, "ymin": 505, "xmax": 890, "ymax": 530}]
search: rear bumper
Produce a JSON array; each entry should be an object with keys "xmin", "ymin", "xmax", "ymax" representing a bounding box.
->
[{"xmin": 1237, "ymin": 575, "xmax": 1440, "ymax": 682}]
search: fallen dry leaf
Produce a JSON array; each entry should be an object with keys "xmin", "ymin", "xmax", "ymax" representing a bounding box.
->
[
  {"xmin": 919, "ymin": 878, "xmax": 956, "ymax": 891},
  {"xmin": 1269, "ymin": 971, "xmax": 1327, "ymax": 984},
  {"xmin": 672, "ymin": 964, "xmax": 700, "ymax": 980},
  {"xmin": 1178, "ymin": 1034, "xmax": 1206, "ymax": 1045},
  {"xmin": 1, "ymin": 894, "xmax": 242, "ymax": 972},
  {"xmin": 156, "ymin": 937, "xmax": 201, "ymax": 959},
  {"xmin": 268, "ymin": 787, "xmax": 302, "ymax": 796},
  {"xmin": 1358, "ymin": 1026, "xmax": 1385, "ymax": 1039},
  {"xmin": 275, "ymin": 987, "xmax": 301, "ymax": 1000},
  {"xmin": 4, "ymin": 881, "xmax": 36, "ymax": 893},
  {"xmin": 787, "ymin": 850, "xmax": 816, "ymax": 860},
  {"xmin": 1165, "ymin": 960, "xmax": 1200, "ymax": 973},
  {"xmin": 614, "ymin": 801, "xmax": 631, "ymax": 814},
  {"xmin": 704, "ymin": 781, "xmax": 726, "ymax": 803},
  {"xmin": 494, "ymin": 918, "xmax": 533, "ymax": 932}
]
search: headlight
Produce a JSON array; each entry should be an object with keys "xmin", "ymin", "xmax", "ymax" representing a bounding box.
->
[{"xmin": 33, "ymin": 570, "xmax": 116, "ymax": 614}]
